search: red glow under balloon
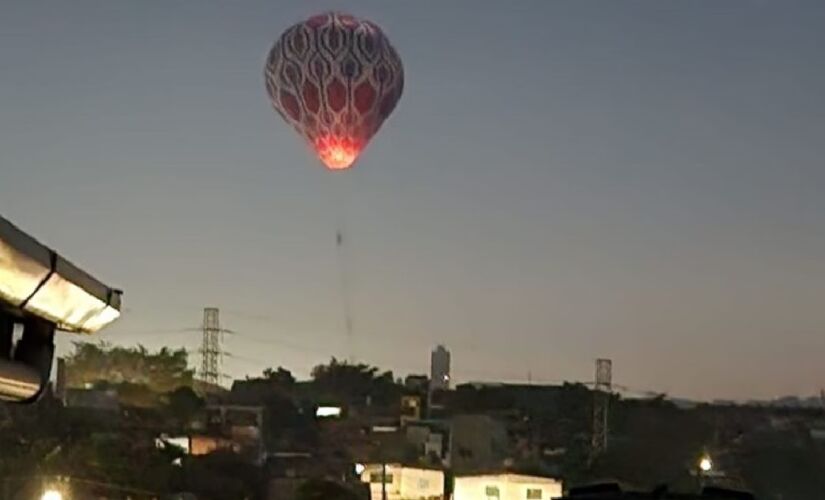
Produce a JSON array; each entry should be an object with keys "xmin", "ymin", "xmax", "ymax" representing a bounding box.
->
[{"xmin": 314, "ymin": 135, "xmax": 361, "ymax": 170}]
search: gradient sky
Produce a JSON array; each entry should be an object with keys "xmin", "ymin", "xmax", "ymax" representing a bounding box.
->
[{"xmin": 1, "ymin": 1, "xmax": 824, "ymax": 400}]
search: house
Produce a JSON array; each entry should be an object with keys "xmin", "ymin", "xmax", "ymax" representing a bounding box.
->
[
  {"xmin": 360, "ymin": 463, "xmax": 444, "ymax": 500},
  {"xmin": 191, "ymin": 404, "xmax": 266, "ymax": 463},
  {"xmin": 401, "ymin": 395, "xmax": 424, "ymax": 424},
  {"xmin": 453, "ymin": 473, "xmax": 562, "ymax": 500},
  {"xmin": 405, "ymin": 420, "xmax": 450, "ymax": 465},
  {"xmin": 450, "ymin": 414, "xmax": 511, "ymax": 472}
]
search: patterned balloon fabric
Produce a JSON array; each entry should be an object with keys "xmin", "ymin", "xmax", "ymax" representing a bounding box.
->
[{"xmin": 265, "ymin": 12, "xmax": 404, "ymax": 170}]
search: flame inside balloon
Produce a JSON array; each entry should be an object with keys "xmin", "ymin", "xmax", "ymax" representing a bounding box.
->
[
  {"xmin": 265, "ymin": 12, "xmax": 404, "ymax": 170},
  {"xmin": 314, "ymin": 135, "xmax": 361, "ymax": 170}
]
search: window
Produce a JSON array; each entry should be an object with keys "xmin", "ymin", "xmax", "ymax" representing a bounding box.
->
[
  {"xmin": 527, "ymin": 488, "xmax": 543, "ymax": 499},
  {"xmin": 485, "ymin": 485, "xmax": 501, "ymax": 498},
  {"xmin": 369, "ymin": 473, "xmax": 394, "ymax": 484}
]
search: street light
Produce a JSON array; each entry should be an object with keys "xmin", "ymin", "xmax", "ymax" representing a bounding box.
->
[
  {"xmin": 41, "ymin": 489, "xmax": 63, "ymax": 500},
  {"xmin": 699, "ymin": 455, "xmax": 713, "ymax": 473}
]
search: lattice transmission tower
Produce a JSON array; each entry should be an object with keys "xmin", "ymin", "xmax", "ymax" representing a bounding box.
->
[
  {"xmin": 200, "ymin": 307, "xmax": 223, "ymax": 386},
  {"xmin": 591, "ymin": 358, "xmax": 613, "ymax": 458}
]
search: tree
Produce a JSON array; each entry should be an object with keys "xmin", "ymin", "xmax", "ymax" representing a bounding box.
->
[
  {"xmin": 310, "ymin": 357, "xmax": 401, "ymax": 406},
  {"xmin": 738, "ymin": 430, "xmax": 825, "ymax": 499},
  {"xmin": 587, "ymin": 400, "xmax": 713, "ymax": 489},
  {"xmin": 65, "ymin": 342, "xmax": 194, "ymax": 392},
  {"xmin": 262, "ymin": 366, "xmax": 296, "ymax": 387},
  {"xmin": 260, "ymin": 392, "xmax": 317, "ymax": 449},
  {"xmin": 175, "ymin": 451, "xmax": 260, "ymax": 500},
  {"xmin": 0, "ymin": 399, "xmax": 178, "ymax": 497},
  {"xmin": 296, "ymin": 479, "xmax": 361, "ymax": 500},
  {"xmin": 166, "ymin": 386, "xmax": 205, "ymax": 423}
]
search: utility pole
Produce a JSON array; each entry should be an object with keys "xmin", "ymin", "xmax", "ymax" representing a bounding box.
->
[
  {"xmin": 381, "ymin": 463, "xmax": 387, "ymax": 500},
  {"xmin": 591, "ymin": 358, "xmax": 612, "ymax": 459}
]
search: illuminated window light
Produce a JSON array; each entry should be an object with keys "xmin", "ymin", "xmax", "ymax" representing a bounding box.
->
[{"xmin": 316, "ymin": 406, "xmax": 343, "ymax": 418}]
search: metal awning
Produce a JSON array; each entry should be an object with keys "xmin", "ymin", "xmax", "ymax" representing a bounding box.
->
[{"xmin": 0, "ymin": 215, "xmax": 122, "ymax": 334}]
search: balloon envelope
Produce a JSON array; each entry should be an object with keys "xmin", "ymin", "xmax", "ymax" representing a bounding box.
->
[{"xmin": 265, "ymin": 12, "xmax": 404, "ymax": 170}]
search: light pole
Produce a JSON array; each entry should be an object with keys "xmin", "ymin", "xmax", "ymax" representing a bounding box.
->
[{"xmin": 697, "ymin": 453, "xmax": 713, "ymax": 489}]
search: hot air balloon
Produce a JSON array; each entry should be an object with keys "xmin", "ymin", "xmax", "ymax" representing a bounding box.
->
[{"xmin": 264, "ymin": 12, "xmax": 404, "ymax": 170}]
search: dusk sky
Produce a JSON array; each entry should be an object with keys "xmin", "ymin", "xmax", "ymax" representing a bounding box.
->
[{"xmin": 1, "ymin": 1, "xmax": 823, "ymax": 400}]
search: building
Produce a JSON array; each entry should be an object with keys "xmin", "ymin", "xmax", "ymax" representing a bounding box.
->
[
  {"xmin": 450, "ymin": 414, "xmax": 511, "ymax": 473},
  {"xmin": 453, "ymin": 473, "xmax": 563, "ymax": 500},
  {"xmin": 267, "ymin": 478, "xmax": 370, "ymax": 500},
  {"xmin": 360, "ymin": 464, "xmax": 445, "ymax": 500},
  {"xmin": 401, "ymin": 395, "xmax": 423, "ymax": 424},
  {"xmin": 405, "ymin": 374, "xmax": 430, "ymax": 393},
  {"xmin": 430, "ymin": 345, "xmax": 451, "ymax": 392},
  {"xmin": 197, "ymin": 404, "xmax": 265, "ymax": 463},
  {"xmin": 557, "ymin": 483, "xmax": 754, "ymax": 499},
  {"xmin": 405, "ymin": 420, "xmax": 450, "ymax": 465},
  {"xmin": 190, "ymin": 435, "xmax": 241, "ymax": 456}
]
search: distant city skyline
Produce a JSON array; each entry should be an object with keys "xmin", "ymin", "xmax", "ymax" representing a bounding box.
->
[{"xmin": 1, "ymin": 1, "xmax": 824, "ymax": 400}]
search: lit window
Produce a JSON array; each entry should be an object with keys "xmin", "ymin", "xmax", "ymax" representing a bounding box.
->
[
  {"xmin": 315, "ymin": 406, "xmax": 342, "ymax": 418},
  {"xmin": 527, "ymin": 488, "xmax": 543, "ymax": 499}
]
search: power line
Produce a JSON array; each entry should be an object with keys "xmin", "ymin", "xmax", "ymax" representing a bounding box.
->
[
  {"xmin": 228, "ymin": 331, "xmax": 332, "ymax": 356},
  {"xmin": 222, "ymin": 351, "xmax": 270, "ymax": 366},
  {"xmin": 91, "ymin": 319, "xmax": 673, "ymax": 399},
  {"xmin": 108, "ymin": 328, "xmax": 193, "ymax": 337}
]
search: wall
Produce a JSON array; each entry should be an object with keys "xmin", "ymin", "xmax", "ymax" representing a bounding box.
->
[
  {"xmin": 453, "ymin": 474, "xmax": 563, "ymax": 500},
  {"xmin": 398, "ymin": 467, "xmax": 444, "ymax": 499},
  {"xmin": 450, "ymin": 415, "xmax": 510, "ymax": 472},
  {"xmin": 361, "ymin": 464, "xmax": 444, "ymax": 500}
]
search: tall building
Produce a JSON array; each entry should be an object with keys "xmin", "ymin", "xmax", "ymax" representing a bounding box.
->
[{"xmin": 430, "ymin": 345, "xmax": 451, "ymax": 391}]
